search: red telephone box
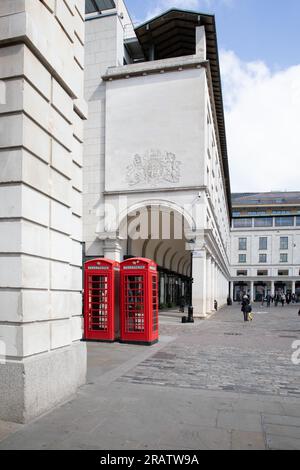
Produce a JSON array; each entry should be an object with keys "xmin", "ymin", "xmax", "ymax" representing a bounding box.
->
[
  {"xmin": 84, "ymin": 259, "xmax": 120, "ymax": 342},
  {"xmin": 120, "ymin": 258, "xmax": 159, "ymax": 345}
]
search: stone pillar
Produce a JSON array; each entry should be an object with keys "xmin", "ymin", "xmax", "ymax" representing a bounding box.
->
[
  {"xmin": 292, "ymin": 281, "xmax": 296, "ymax": 294},
  {"xmin": 230, "ymin": 281, "xmax": 234, "ymax": 301},
  {"xmin": 0, "ymin": 0, "xmax": 87, "ymax": 423},
  {"xmin": 192, "ymin": 250, "xmax": 207, "ymax": 318},
  {"xmin": 103, "ymin": 240, "xmax": 122, "ymax": 262},
  {"xmin": 211, "ymin": 259, "xmax": 215, "ymax": 308},
  {"xmin": 271, "ymin": 281, "xmax": 275, "ymax": 296},
  {"xmin": 250, "ymin": 281, "xmax": 255, "ymax": 302},
  {"xmin": 206, "ymin": 255, "xmax": 212, "ymax": 312}
]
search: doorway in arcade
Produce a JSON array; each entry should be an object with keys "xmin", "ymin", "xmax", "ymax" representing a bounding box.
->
[{"xmin": 123, "ymin": 207, "xmax": 193, "ymax": 311}]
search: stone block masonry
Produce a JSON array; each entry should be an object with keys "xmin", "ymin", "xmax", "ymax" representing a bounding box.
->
[{"xmin": 0, "ymin": 0, "xmax": 87, "ymax": 423}]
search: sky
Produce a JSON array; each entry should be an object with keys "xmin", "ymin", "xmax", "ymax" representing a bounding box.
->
[{"xmin": 125, "ymin": 0, "xmax": 300, "ymax": 193}]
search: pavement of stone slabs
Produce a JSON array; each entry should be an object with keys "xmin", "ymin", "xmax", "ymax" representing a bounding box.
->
[{"xmin": 0, "ymin": 304, "xmax": 300, "ymax": 450}]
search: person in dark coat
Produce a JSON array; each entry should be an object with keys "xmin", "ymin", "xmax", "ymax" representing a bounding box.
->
[{"xmin": 241, "ymin": 297, "xmax": 250, "ymax": 322}]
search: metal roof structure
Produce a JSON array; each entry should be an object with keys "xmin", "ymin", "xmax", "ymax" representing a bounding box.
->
[
  {"xmin": 135, "ymin": 9, "xmax": 231, "ymax": 215},
  {"xmin": 85, "ymin": 0, "xmax": 116, "ymax": 14},
  {"xmin": 232, "ymin": 192, "xmax": 300, "ymax": 207}
]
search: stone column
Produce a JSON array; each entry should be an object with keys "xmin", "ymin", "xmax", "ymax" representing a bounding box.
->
[
  {"xmin": 292, "ymin": 281, "xmax": 296, "ymax": 294},
  {"xmin": 230, "ymin": 281, "xmax": 234, "ymax": 301},
  {"xmin": 206, "ymin": 255, "xmax": 212, "ymax": 312},
  {"xmin": 271, "ymin": 281, "xmax": 275, "ymax": 296},
  {"xmin": 192, "ymin": 249, "xmax": 207, "ymax": 318},
  {"xmin": 103, "ymin": 240, "xmax": 123, "ymax": 262},
  {"xmin": 0, "ymin": 0, "xmax": 87, "ymax": 423},
  {"xmin": 250, "ymin": 281, "xmax": 255, "ymax": 302}
]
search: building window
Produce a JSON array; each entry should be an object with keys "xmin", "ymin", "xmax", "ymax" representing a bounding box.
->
[
  {"xmin": 259, "ymin": 254, "xmax": 267, "ymax": 263},
  {"xmin": 259, "ymin": 237, "xmax": 268, "ymax": 250},
  {"xmin": 239, "ymin": 254, "xmax": 247, "ymax": 264},
  {"xmin": 280, "ymin": 253, "xmax": 288, "ymax": 263},
  {"xmin": 233, "ymin": 218, "xmax": 252, "ymax": 228},
  {"xmin": 297, "ymin": 217, "xmax": 300, "ymax": 226},
  {"xmin": 257, "ymin": 270, "xmax": 268, "ymax": 276},
  {"xmin": 278, "ymin": 270, "xmax": 289, "ymax": 276},
  {"xmin": 239, "ymin": 238, "xmax": 247, "ymax": 251},
  {"xmin": 254, "ymin": 217, "xmax": 273, "ymax": 227},
  {"xmin": 237, "ymin": 270, "xmax": 248, "ymax": 276},
  {"xmin": 280, "ymin": 237, "xmax": 288, "ymax": 250},
  {"xmin": 275, "ymin": 217, "xmax": 294, "ymax": 227}
]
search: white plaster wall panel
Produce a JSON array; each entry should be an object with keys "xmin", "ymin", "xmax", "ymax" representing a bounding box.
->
[
  {"xmin": 70, "ymin": 292, "xmax": 82, "ymax": 317},
  {"xmin": 0, "ymin": 221, "xmax": 21, "ymax": 253},
  {"xmin": 22, "ymin": 221, "xmax": 50, "ymax": 259},
  {"xmin": 22, "ymin": 185, "xmax": 49, "ymax": 227},
  {"xmin": 0, "ymin": 257, "xmax": 21, "ymax": 288},
  {"xmin": 50, "ymin": 320, "xmax": 72, "ymax": 350},
  {"xmin": 50, "ymin": 168, "xmax": 71, "ymax": 207},
  {"xmin": 105, "ymin": 69, "xmax": 206, "ymax": 192},
  {"xmin": 50, "ymin": 200, "xmax": 72, "ymax": 235},
  {"xmin": 0, "ymin": 0, "xmax": 25, "ymax": 17},
  {"xmin": 74, "ymin": 97, "xmax": 88, "ymax": 121},
  {"xmin": 0, "ymin": 12, "xmax": 27, "ymax": 44},
  {"xmin": 23, "ymin": 322, "xmax": 50, "ymax": 357},
  {"xmin": 72, "ymin": 162, "xmax": 83, "ymax": 192},
  {"xmin": 72, "ymin": 136, "xmax": 83, "ymax": 167},
  {"xmin": 22, "ymin": 255, "xmax": 49, "ymax": 289},
  {"xmin": 21, "ymin": 290, "xmax": 50, "ymax": 323},
  {"xmin": 0, "ymin": 150, "xmax": 22, "ymax": 183},
  {"xmin": 74, "ymin": 0, "xmax": 84, "ymax": 19},
  {"xmin": 71, "ymin": 239, "xmax": 82, "ymax": 267},
  {"xmin": 71, "ymin": 316, "xmax": 82, "ymax": 342},
  {"xmin": 0, "ymin": 185, "xmax": 21, "ymax": 218},
  {"xmin": 0, "ymin": 114, "xmax": 23, "ymax": 149},
  {"xmin": 40, "ymin": 0, "xmax": 55, "ymax": 14},
  {"xmin": 63, "ymin": 0, "xmax": 76, "ymax": 16},
  {"xmin": 50, "ymin": 261, "xmax": 71, "ymax": 291},
  {"xmin": 55, "ymin": 0, "xmax": 75, "ymax": 43},
  {"xmin": 0, "ymin": 78, "xmax": 23, "ymax": 113},
  {"xmin": 73, "ymin": 110, "xmax": 84, "ymax": 143},
  {"xmin": 52, "ymin": 79, "xmax": 74, "ymax": 124},
  {"xmin": 0, "ymin": 325, "xmax": 22, "ymax": 357},
  {"xmin": 51, "ymin": 140, "xmax": 72, "ymax": 180},
  {"xmin": 50, "ymin": 108, "xmax": 73, "ymax": 151},
  {"xmin": 74, "ymin": 33, "xmax": 84, "ymax": 69},
  {"xmin": 22, "ymin": 150, "xmax": 50, "ymax": 195},
  {"xmin": 50, "ymin": 291, "xmax": 70, "ymax": 320},
  {"xmin": 71, "ymin": 188, "xmax": 82, "ymax": 217},
  {"xmin": 73, "ymin": 8, "xmax": 85, "ymax": 45},
  {"xmin": 50, "ymin": 230, "xmax": 72, "ymax": 263},
  {"xmin": 23, "ymin": 115, "xmax": 51, "ymax": 163},
  {"xmin": 23, "ymin": 45, "xmax": 52, "ymax": 100},
  {"xmin": 71, "ymin": 266, "xmax": 82, "ymax": 291},
  {"xmin": 0, "ymin": 1, "xmax": 80, "ymax": 98},
  {"xmin": 0, "ymin": 44, "xmax": 24, "ymax": 79},
  {"xmin": 0, "ymin": 290, "xmax": 22, "ymax": 322},
  {"xmin": 72, "ymin": 214, "xmax": 82, "ymax": 242}
]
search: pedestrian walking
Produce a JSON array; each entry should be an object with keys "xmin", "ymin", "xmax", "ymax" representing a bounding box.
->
[{"xmin": 281, "ymin": 293, "xmax": 286, "ymax": 307}]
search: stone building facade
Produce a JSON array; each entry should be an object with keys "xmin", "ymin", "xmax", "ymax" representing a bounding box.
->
[
  {"xmin": 230, "ymin": 192, "xmax": 300, "ymax": 302},
  {"xmin": 83, "ymin": 4, "xmax": 231, "ymax": 317},
  {"xmin": 0, "ymin": 0, "xmax": 87, "ymax": 423}
]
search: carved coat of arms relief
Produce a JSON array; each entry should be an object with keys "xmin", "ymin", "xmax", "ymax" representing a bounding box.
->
[{"xmin": 126, "ymin": 150, "xmax": 182, "ymax": 187}]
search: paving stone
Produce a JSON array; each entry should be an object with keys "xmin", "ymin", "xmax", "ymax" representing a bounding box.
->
[
  {"xmin": 0, "ymin": 305, "xmax": 299, "ymax": 450},
  {"xmin": 231, "ymin": 431, "xmax": 266, "ymax": 450},
  {"xmin": 266, "ymin": 434, "xmax": 300, "ymax": 450},
  {"xmin": 217, "ymin": 411, "xmax": 263, "ymax": 432}
]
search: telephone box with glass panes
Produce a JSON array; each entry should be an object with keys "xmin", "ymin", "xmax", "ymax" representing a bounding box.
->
[
  {"xmin": 84, "ymin": 259, "xmax": 120, "ymax": 342},
  {"xmin": 120, "ymin": 258, "xmax": 159, "ymax": 345}
]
